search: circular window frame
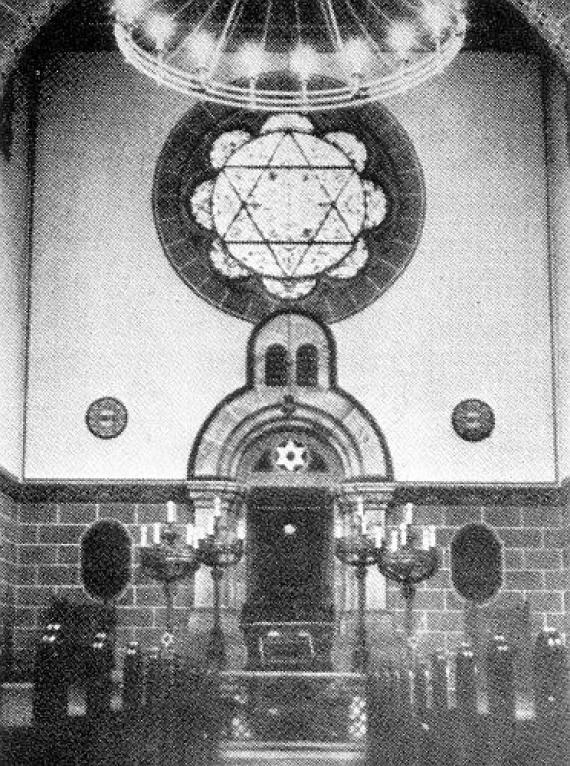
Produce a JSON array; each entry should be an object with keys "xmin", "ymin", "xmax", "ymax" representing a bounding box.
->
[{"xmin": 153, "ymin": 103, "xmax": 426, "ymax": 324}]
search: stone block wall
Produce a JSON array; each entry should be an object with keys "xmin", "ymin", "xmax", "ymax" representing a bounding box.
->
[
  {"xmin": 386, "ymin": 498, "xmax": 568, "ymax": 655},
  {"xmin": 5, "ymin": 488, "xmax": 569, "ymax": 672},
  {"xmin": 13, "ymin": 499, "xmax": 195, "ymax": 671}
]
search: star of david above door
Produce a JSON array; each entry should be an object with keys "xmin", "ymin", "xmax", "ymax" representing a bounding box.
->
[
  {"xmin": 154, "ymin": 103, "xmax": 426, "ymax": 323},
  {"xmin": 274, "ymin": 438, "xmax": 309, "ymax": 472}
]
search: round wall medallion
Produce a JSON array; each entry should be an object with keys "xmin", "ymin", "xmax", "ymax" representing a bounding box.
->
[
  {"xmin": 86, "ymin": 397, "xmax": 128, "ymax": 439},
  {"xmin": 452, "ymin": 399, "xmax": 495, "ymax": 442},
  {"xmin": 153, "ymin": 103, "xmax": 425, "ymax": 323}
]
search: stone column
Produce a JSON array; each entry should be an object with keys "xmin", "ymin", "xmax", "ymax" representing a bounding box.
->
[
  {"xmin": 337, "ymin": 482, "xmax": 396, "ymax": 612},
  {"xmin": 185, "ymin": 480, "xmax": 245, "ymax": 609},
  {"xmin": 364, "ymin": 496, "xmax": 389, "ymax": 610},
  {"xmin": 332, "ymin": 493, "xmax": 350, "ymax": 620},
  {"xmin": 332, "ymin": 483, "xmax": 394, "ymax": 669},
  {"xmin": 192, "ymin": 494, "xmax": 214, "ymax": 609},
  {"xmin": 545, "ymin": 72, "xmax": 570, "ymax": 636},
  {"xmin": 562, "ymin": 479, "xmax": 570, "ymax": 646}
]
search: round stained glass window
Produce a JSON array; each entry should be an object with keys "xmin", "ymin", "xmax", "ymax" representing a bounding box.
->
[
  {"xmin": 154, "ymin": 104, "xmax": 425, "ymax": 323},
  {"xmin": 190, "ymin": 113, "xmax": 386, "ymax": 301}
]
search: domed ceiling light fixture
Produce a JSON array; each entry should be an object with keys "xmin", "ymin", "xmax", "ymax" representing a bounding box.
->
[{"xmin": 112, "ymin": 0, "xmax": 467, "ymax": 111}]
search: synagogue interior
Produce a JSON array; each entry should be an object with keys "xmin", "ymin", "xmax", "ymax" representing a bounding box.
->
[{"xmin": 0, "ymin": 0, "xmax": 569, "ymax": 764}]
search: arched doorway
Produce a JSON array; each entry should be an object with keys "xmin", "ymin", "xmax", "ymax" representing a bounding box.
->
[
  {"xmin": 243, "ymin": 486, "xmax": 335, "ymax": 668},
  {"xmin": 186, "ymin": 313, "xmax": 395, "ymax": 669},
  {"xmin": 237, "ymin": 426, "xmax": 345, "ymax": 669}
]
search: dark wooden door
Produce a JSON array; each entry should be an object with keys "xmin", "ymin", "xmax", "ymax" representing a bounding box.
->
[{"xmin": 244, "ymin": 487, "xmax": 334, "ymax": 622}]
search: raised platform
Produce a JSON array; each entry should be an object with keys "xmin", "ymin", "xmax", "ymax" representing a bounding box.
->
[{"xmin": 220, "ymin": 670, "xmax": 366, "ymax": 743}]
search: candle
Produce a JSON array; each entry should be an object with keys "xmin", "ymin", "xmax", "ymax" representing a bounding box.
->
[
  {"xmin": 403, "ymin": 503, "xmax": 413, "ymax": 525},
  {"xmin": 356, "ymin": 496, "xmax": 366, "ymax": 534},
  {"xmin": 166, "ymin": 501, "xmax": 177, "ymax": 523},
  {"xmin": 185, "ymin": 523, "xmax": 194, "ymax": 546},
  {"xmin": 399, "ymin": 522, "xmax": 407, "ymax": 547},
  {"xmin": 390, "ymin": 529, "xmax": 399, "ymax": 552},
  {"xmin": 140, "ymin": 525, "xmax": 148, "ymax": 547},
  {"xmin": 213, "ymin": 496, "xmax": 222, "ymax": 517},
  {"xmin": 153, "ymin": 522, "xmax": 161, "ymax": 544},
  {"xmin": 334, "ymin": 520, "xmax": 343, "ymax": 539},
  {"xmin": 375, "ymin": 525, "xmax": 385, "ymax": 547},
  {"xmin": 237, "ymin": 520, "xmax": 246, "ymax": 540}
]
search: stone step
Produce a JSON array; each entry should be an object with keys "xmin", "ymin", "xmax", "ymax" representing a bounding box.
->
[
  {"xmin": 221, "ymin": 742, "xmax": 365, "ymax": 766},
  {"xmin": 221, "ymin": 755, "xmax": 364, "ymax": 766}
]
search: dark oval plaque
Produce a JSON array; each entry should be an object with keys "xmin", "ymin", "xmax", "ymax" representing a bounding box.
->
[
  {"xmin": 451, "ymin": 524, "xmax": 502, "ymax": 603},
  {"xmin": 81, "ymin": 521, "xmax": 132, "ymax": 602}
]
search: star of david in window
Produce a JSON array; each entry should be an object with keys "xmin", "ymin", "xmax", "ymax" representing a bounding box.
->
[
  {"xmin": 274, "ymin": 438, "xmax": 309, "ymax": 472},
  {"xmin": 190, "ymin": 113, "xmax": 387, "ymax": 300}
]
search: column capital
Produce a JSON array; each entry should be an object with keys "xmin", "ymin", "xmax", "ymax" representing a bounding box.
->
[
  {"xmin": 184, "ymin": 479, "xmax": 245, "ymax": 505},
  {"xmin": 339, "ymin": 481, "xmax": 396, "ymax": 508}
]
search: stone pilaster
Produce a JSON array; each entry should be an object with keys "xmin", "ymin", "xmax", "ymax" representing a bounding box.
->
[
  {"xmin": 545, "ymin": 69, "xmax": 570, "ymax": 481},
  {"xmin": 562, "ymin": 479, "xmax": 570, "ymax": 638},
  {"xmin": 185, "ymin": 480, "xmax": 246, "ymax": 610},
  {"xmin": 545, "ymin": 71, "xmax": 570, "ymax": 639},
  {"xmin": 336, "ymin": 482, "xmax": 396, "ymax": 613}
]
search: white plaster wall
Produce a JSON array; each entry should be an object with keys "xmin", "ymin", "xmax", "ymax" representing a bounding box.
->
[
  {"xmin": 26, "ymin": 54, "xmax": 249, "ymax": 479},
  {"xmin": 336, "ymin": 54, "xmax": 555, "ymax": 482},
  {"xmin": 0, "ymin": 74, "xmax": 30, "ymax": 478},
  {"xmin": 25, "ymin": 52, "xmax": 556, "ymax": 482}
]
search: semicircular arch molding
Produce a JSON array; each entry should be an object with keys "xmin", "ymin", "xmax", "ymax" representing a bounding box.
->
[
  {"xmin": 237, "ymin": 425, "xmax": 346, "ymax": 484},
  {"xmin": 189, "ymin": 391, "xmax": 392, "ymax": 481}
]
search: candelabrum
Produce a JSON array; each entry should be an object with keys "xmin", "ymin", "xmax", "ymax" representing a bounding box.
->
[
  {"xmin": 334, "ymin": 499, "xmax": 384, "ymax": 672},
  {"xmin": 376, "ymin": 504, "xmax": 440, "ymax": 663},
  {"xmin": 140, "ymin": 500, "xmax": 245, "ymax": 666},
  {"xmin": 335, "ymin": 501, "xmax": 440, "ymax": 670},
  {"xmin": 197, "ymin": 510, "xmax": 244, "ymax": 668},
  {"xmin": 140, "ymin": 505, "xmax": 200, "ymax": 654}
]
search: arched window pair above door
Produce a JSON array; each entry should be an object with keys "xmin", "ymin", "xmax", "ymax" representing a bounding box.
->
[
  {"xmin": 265, "ymin": 343, "xmax": 318, "ymax": 388},
  {"xmin": 189, "ymin": 312, "xmax": 393, "ymax": 480}
]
